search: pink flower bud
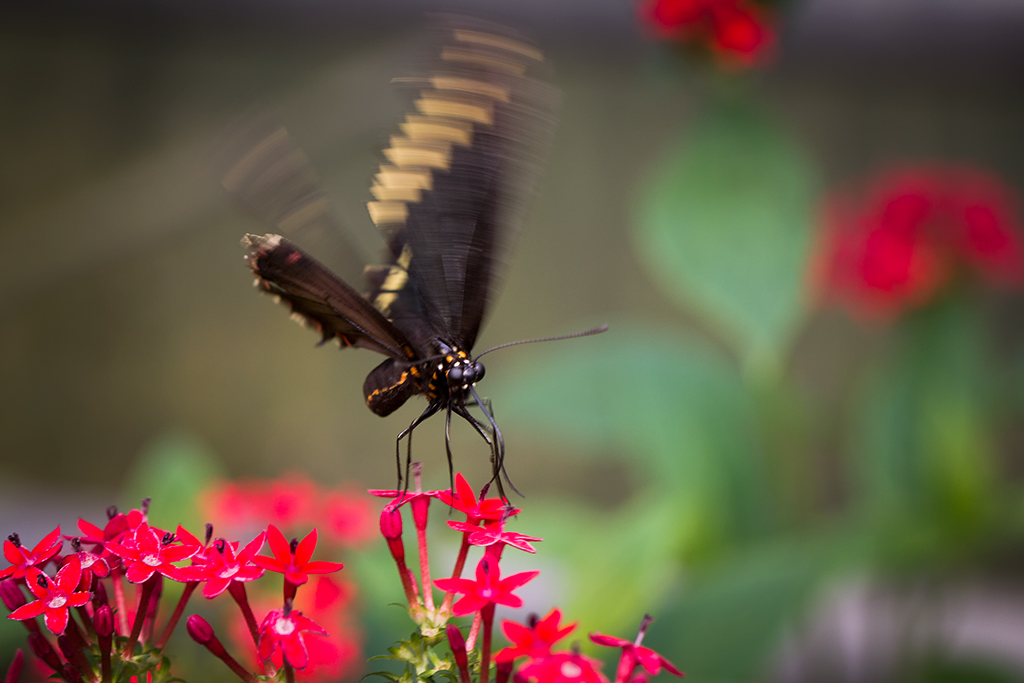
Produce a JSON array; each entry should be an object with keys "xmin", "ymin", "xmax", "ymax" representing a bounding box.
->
[
  {"xmin": 4, "ymin": 649, "xmax": 23, "ymax": 683},
  {"xmin": 446, "ymin": 625, "xmax": 467, "ymax": 668},
  {"xmin": 61, "ymin": 663, "xmax": 84, "ymax": 683},
  {"xmin": 380, "ymin": 507, "xmax": 403, "ymax": 539},
  {"xmin": 0, "ymin": 580, "xmax": 26, "ymax": 611},
  {"xmin": 28, "ymin": 633, "xmax": 61, "ymax": 672},
  {"xmin": 186, "ymin": 615, "xmax": 215, "ymax": 645},
  {"xmin": 93, "ymin": 606, "xmax": 114, "ymax": 638}
]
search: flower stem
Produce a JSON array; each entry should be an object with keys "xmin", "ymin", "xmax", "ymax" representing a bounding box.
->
[
  {"xmin": 416, "ymin": 516, "xmax": 434, "ymax": 611},
  {"xmin": 284, "ymin": 663, "xmax": 295, "ymax": 683},
  {"xmin": 441, "ymin": 532, "xmax": 473, "ymax": 613},
  {"xmin": 466, "ymin": 610, "xmax": 482, "ymax": 652},
  {"xmin": 111, "ymin": 572, "xmax": 129, "ymax": 635},
  {"xmin": 479, "ymin": 603, "xmax": 495, "ymax": 683},
  {"xmin": 155, "ymin": 581, "xmax": 198, "ymax": 649},
  {"xmin": 228, "ymin": 582, "xmax": 260, "ymax": 648},
  {"xmin": 123, "ymin": 577, "xmax": 156, "ymax": 658}
]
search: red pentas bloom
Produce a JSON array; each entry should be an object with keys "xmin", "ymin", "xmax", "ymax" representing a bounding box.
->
[
  {"xmin": 434, "ymin": 556, "xmax": 538, "ymax": 616},
  {"xmin": 640, "ymin": 0, "xmax": 774, "ymax": 69},
  {"xmin": 66, "ymin": 538, "xmax": 110, "ymax": 583},
  {"xmin": 1, "ymin": 528, "xmax": 62, "ymax": 580},
  {"xmin": 434, "ymin": 473, "xmax": 513, "ymax": 522},
  {"xmin": 198, "ymin": 534, "xmax": 266, "ymax": 599},
  {"xmin": 76, "ymin": 505, "xmax": 148, "ymax": 548},
  {"xmin": 496, "ymin": 608, "xmax": 576, "ymax": 662},
  {"xmin": 104, "ymin": 523, "xmax": 200, "ymax": 584},
  {"xmin": 253, "ymin": 526, "xmax": 343, "ymax": 586},
  {"xmin": 516, "ymin": 651, "xmax": 609, "ymax": 683},
  {"xmin": 8, "ymin": 556, "xmax": 91, "ymax": 635},
  {"xmin": 447, "ymin": 520, "xmax": 543, "ymax": 554},
  {"xmin": 813, "ymin": 165, "xmax": 1024, "ymax": 319},
  {"xmin": 258, "ymin": 602, "xmax": 328, "ymax": 670}
]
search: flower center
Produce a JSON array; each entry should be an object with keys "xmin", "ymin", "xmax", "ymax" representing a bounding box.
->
[
  {"xmin": 560, "ymin": 662, "xmax": 582, "ymax": 680},
  {"xmin": 142, "ymin": 553, "xmax": 162, "ymax": 567},
  {"xmin": 218, "ymin": 566, "xmax": 240, "ymax": 580},
  {"xmin": 275, "ymin": 618, "xmax": 296, "ymax": 636},
  {"xmin": 47, "ymin": 595, "xmax": 67, "ymax": 609},
  {"xmin": 81, "ymin": 555, "xmax": 96, "ymax": 568},
  {"xmin": 480, "ymin": 588, "xmax": 494, "ymax": 599}
]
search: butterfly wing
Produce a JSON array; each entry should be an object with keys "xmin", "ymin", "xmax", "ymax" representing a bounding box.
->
[
  {"xmin": 365, "ymin": 19, "xmax": 559, "ymax": 352},
  {"xmin": 244, "ymin": 234, "xmax": 417, "ymax": 360}
]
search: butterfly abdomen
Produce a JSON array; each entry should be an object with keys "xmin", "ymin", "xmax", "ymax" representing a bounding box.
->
[{"xmin": 364, "ymin": 358, "xmax": 424, "ymax": 416}]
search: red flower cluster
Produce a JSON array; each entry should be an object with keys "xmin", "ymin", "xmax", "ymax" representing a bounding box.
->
[
  {"xmin": 1, "ymin": 500, "xmax": 352, "ymax": 683},
  {"xmin": 641, "ymin": 0, "xmax": 774, "ymax": 68},
  {"xmin": 201, "ymin": 473, "xmax": 375, "ymax": 547},
  {"xmin": 813, "ymin": 165, "xmax": 1024, "ymax": 318}
]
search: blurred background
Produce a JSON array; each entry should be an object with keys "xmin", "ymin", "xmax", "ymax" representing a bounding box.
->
[{"xmin": 2, "ymin": 0, "xmax": 1024, "ymax": 681}]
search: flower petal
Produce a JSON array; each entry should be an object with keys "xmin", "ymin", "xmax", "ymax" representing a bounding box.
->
[
  {"xmin": 67, "ymin": 592, "xmax": 91, "ymax": 608},
  {"xmin": 125, "ymin": 562, "xmax": 155, "ymax": 584},
  {"xmin": 294, "ymin": 529, "xmax": 317, "ymax": 566},
  {"xmin": 266, "ymin": 525, "xmax": 291, "ymax": 564},
  {"xmin": 44, "ymin": 607, "xmax": 69, "ymax": 635},
  {"xmin": 8, "ymin": 600, "xmax": 47, "ymax": 620},
  {"xmin": 282, "ymin": 634, "xmax": 310, "ymax": 669},
  {"xmin": 33, "ymin": 527, "xmax": 62, "ymax": 557},
  {"xmin": 303, "ymin": 561, "xmax": 343, "ymax": 575},
  {"xmin": 238, "ymin": 532, "xmax": 266, "ymax": 563},
  {"xmin": 55, "ymin": 556, "xmax": 82, "ymax": 592},
  {"xmin": 23, "ymin": 568, "xmax": 49, "ymax": 599}
]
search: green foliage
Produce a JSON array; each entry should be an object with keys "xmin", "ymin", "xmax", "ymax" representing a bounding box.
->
[
  {"xmin": 367, "ymin": 632, "xmax": 457, "ymax": 683},
  {"xmin": 634, "ymin": 91, "xmax": 816, "ymax": 373}
]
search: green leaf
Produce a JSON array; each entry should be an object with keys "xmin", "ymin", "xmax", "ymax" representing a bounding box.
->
[
  {"xmin": 501, "ymin": 322, "xmax": 772, "ymax": 555},
  {"xmin": 634, "ymin": 93, "xmax": 816, "ymax": 370},
  {"xmin": 645, "ymin": 536, "xmax": 837, "ymax": 682}
]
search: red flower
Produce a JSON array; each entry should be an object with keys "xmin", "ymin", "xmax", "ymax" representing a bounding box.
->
[
  {"xmin": 198, "ymin": 533, "xmax": 266, "ymax": 599},
  {"xmin": 447, "ymin": 520, "xmax": 542, "ymax": 554},
  {"xmin": 516, "ymin": 652, "xmax": 609, "ymax": 683},
  {"xmin": 266, "ymin": 476, "xmax": 318, "ymax": 529},
  {"xmin": 104, "ymin": 523, "xmax": 200, "ymax": 584},
  {"xmin": 590, "ymin": 633, "xmax": 684, "ymax": 680},
  {"xmin": 433, "ymin": 473, "xmax": 513, "ymax": 522},
  {"xmin": 66, "ymin": 539, "xmax": 110, "ymax": 584},
  {"xmin": 8, "ymin": 557, "xmax": 91, "ymax": 634},
  {"xmin": 708, "ymin": 1, "xmax": 774, "ymax": 67},
  {"xmin": 321, "ymin": 491, "xmax": 375, "ymax": 547},
  {"xmin": 1, "ymin": 528, "xmax": 62, "ymax": 580},
  {"xmin": 252, "ymin": 526, "xmax": 343, "ymax": 586},
  {"xmin": 258, "ymin": 605, "xmax": 328, "ymax": 670},
  {"xmin": 640, "ymin": 0, "xmax": 774, "ymax": 69},
  {"xmin": 433, "ymin": 556, "xmax": 538, "ymax": 616},
  {"xmin": 813, "ymin": 165, "xmax": 1024, "ymax": 319},
  {"xmin": 76, "ymin": 506, "xmax": 147, "ymax": 548},
  {"xmin": 496, "ymin": 608, "xmax": 576, "ymax": 662}
]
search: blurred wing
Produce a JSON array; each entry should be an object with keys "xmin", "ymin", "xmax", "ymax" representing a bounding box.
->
[
  {"xmin": 219, "ymin": 114, "xmax": 368, "ymax": 282},
  {"xmin": 365, "ymin": 18, "xmax": 559, "ymax": 351},
  {"xmin": 244, "ymin": 234, "xmax": 416, "ymax": 360}
]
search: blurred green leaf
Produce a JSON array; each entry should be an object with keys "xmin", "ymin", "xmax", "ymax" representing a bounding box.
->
[
  {"xmin": 634, "ymin": 94, "xmax": 816, "ymax": 371},
  {"xmin": 121, "ymin": 431, "xmax": 226, "ymax": 533},
  {"xmin": 853, "ymin": 296, "xmax": 1000, "ymax": 565},
  {"xmin": 501, "ymin": 322, "xmax": 772, "ymax": 558},
  {"xmin": 644, "ymin": 536, "xmax": 837, "ymax": 682}
]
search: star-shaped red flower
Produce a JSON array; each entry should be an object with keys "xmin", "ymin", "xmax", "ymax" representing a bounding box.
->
[
  {"xmin": 516, "ymin": 651, "xmax": 608, "ymax": 683},
  {"xmin": 589, "ymin": 632, "xmax": 683, "ymax": 679},
  {"xmin": 0, "ymin": 528, "xmax": 62, "ymax": 580},
  {"xmin": 257, "ymin": 605, "xmax": 327, "ymax": 669},
  {"xmin": 433, "ymin": 556, "xmax": 538, "ymax": 616},
  {"xmin": 252, "ymin": 526, "xmax": 343, "ymax": 586},
  {"xmin": 199, "ymin": 533, "xmax": 266, "ymax": 599},
  {"xmin": 496, "ymin": 608, "xmax": 576, "ymax": 662},
  {"xmin": 104, "ymin": 523, "xmax": 200, "ymax": 584},
  {"xmin": 8, "ymin": 556, "xmax": 91, "ymax": 634},
  {"xmin": 447, "ymin": 520, "xmax": 542, "ymax": 554},
  {"xmin": 434, "ymin": 473, "xmax": 516, "ymax": 521}
]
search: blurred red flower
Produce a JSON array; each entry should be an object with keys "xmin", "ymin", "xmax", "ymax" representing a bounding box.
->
[
  {"xmin": 640, "ymin": 0, "xmax": 774, "ymax": 69},
  {"xmin": 812, "ymin": 165, "xmax": 1024, "ymax": 319}
]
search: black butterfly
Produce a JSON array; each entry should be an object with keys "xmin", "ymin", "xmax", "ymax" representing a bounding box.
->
[{"xmin": 222, "ymin": 19, "xmax": 586, "ymax": 498}]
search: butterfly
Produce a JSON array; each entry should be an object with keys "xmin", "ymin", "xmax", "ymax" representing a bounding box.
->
[{"xmin": 221, "ymin": 18, "xmax": 600, "ymax": 498}]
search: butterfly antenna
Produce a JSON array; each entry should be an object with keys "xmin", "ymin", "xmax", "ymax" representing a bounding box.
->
[{"xmin": 475, "ymin": 324, "xmax": 608, "ymax": 359}]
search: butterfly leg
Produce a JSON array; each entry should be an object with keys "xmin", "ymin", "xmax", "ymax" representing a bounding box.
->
[
  {"xmin": 445, "ymin": 403, "xmax": 456, "ymax": 497},
  {"xmin": 395, "ymin": 401, "xmax": 442, "ymax": 491},
  {"xmin": 465, "ymin": 388, "xmax": 518, "ymax": 500}
]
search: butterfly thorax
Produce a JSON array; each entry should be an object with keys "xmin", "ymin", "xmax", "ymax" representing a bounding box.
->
[{"xmin": 363, "ymin": 341, "xmax": 484, "ymax": 417}]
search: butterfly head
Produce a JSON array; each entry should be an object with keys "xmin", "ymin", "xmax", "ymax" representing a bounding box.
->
[{"xmin": 438, "ymin": 346, "xmax": 485, "ymax": 393}]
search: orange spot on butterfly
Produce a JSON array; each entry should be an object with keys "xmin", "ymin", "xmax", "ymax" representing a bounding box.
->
[{"xmin": 285, "ymin": 251, "xmax": 303, "ymax": 265}]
